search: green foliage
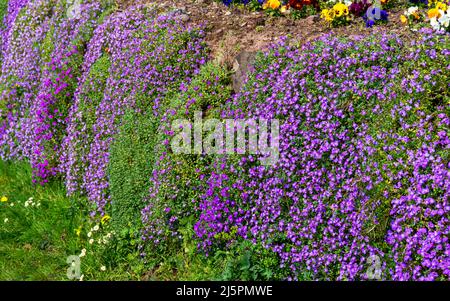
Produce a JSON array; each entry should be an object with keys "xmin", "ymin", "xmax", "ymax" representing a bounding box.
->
[
  {"xmin": 0, "ymin": 0, "xmax": 7, "ymax": 29},
  {"xmin": 108, "ymin": 110, "xmax": 159, "ymax": 233},
  {"xmin": 148, "ymin": 61, "xmax": 232, "ymax": 242},
  {"xmin": 0, "ymin": 161, "xmax": 83, "ymax": 280},
  {"xmin": 0, "ymin": 161, "xmax": 145, "ymax": 280}
]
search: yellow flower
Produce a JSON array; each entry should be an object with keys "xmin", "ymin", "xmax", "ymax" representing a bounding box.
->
[
  {"xmin": 280, "ymin": 5, "xmax": 288, "ymax": 13},
  {"xmin": 1, "ymin": 196, "xmax": 8, "ymax": 203},
  {"xmin": 428, "ymin": 8, "xmax": 441, "ymax": 19},
  {"xmin": 101, "ymin": 215, "xmax": 111, "ymax": 225},
  {"xmin": 75, "ymin": 226, "xmax": 82, "ymax": 236},
  {"xmin": 327, "ymin": 9, "xmax": 336, "ymax": 21},
  {"xmin": 400, "ymin": 15, "xmax": 408, "ymax": 24},
  {"xmin": 333, "ymin": 3, "xmax": 349, "ymax": 17},
  {"xmin": 381, "ymin": 0, "xmax": 388, "ymax": 4},
  {"xmin": 263, "ymin": 0, "xmax": 281, "ymax": 10},
  {"xmin": 436, "ymin": 2, "xmax": 447, "ymax": 11}
]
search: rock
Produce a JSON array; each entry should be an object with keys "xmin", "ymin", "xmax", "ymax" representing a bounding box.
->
[{"xmin": 231, "ymin": 51, "xmax": 257, "ymax": 93}]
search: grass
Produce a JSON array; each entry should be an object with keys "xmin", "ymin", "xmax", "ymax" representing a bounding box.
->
[
  {"xmin": 0, "ymin": 160, "xmax": 84, "ymax": 280},
  {"xmin": 0, "ymin": 160, "xmax": 138, "ymax": 280},
  {"xmin": 0, "ymin": 160, "xmax": 278, "ymax": 281}
]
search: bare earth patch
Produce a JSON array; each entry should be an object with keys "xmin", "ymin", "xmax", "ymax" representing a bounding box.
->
[{"xmin": 117, "ymin": 0, "xmax": 416, "ymax": 62}]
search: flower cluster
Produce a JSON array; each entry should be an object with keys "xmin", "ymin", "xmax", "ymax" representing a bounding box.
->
[
  {"xmin": 349, "ymin": 0, "xmax": 371, "ymax": 16},
  {"xmin": 1, "ymin": 3, "xmax": 207, "ymax": 215},
  {"xmin": 401, "ymin": 6, "xmax": 424, "ymax": 26},
  {"xmin": 26, "ymin": 1, "xmax": 108, "ymax": 184},
  {"xmin": 362, "ymin": 6, "xmax": 388, "ymax": 27},
  {"xmin": 0, "ymin": 0, "xmax": 53, "ymax": 160},
  {"xmin": 428, "ymin": 1, "xmax": 450, "ymax": 32},
  {"xmin": 401, "ymin": 1, "xmax": 450, "ymax": 33},
  {"xmin": 321, "ymin": 1, "xmax": 389, "ymax": 28},
  {"xmin": 194, "ymin": 33, "xmax": 449, "ymax": 280},
  {"xmin": 59, "ymin": 6, "xmax": 207, "ymax": 214},
  {"xmin": 321, "ymin": 2, "xmax": 351, "ymax": 26}
]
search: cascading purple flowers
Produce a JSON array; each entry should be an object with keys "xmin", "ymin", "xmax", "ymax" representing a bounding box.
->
[
  {"xmin": 194, "ymin": 33, "xmax": 449, "ymax": 280},
  {"xmin": 0, "ymin": 0, "xmax": 53, "ymax": 160},
  {"xmin": 1, "ymin": 0, "xmax": 29, "ymax": 58},
  {"xmin": 60, "ymin": 6, "xmax": 207, "ymax": 214},
  {"xmin": 25, "ymin": 1, "xmax": 107, "ymax": 184}
]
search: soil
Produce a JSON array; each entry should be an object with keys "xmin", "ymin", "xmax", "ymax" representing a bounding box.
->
[{"xmin": 116, "ymin": 0, "xmax": 416, "ymax": 62}]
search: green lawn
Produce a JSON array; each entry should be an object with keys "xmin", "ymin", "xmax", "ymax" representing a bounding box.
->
[
  {"xmin": 0, "ymin": 161, "xmax": 266, "ymax": 281},
  {"xmin": 0, "ymin": 161, "xmax": 144, "ymax": 280}
]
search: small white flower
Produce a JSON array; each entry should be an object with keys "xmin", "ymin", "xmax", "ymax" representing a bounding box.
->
[
  {"xmin": 79, "ymin": 274, "xmax": 84, "ymax": 281},
  {"xmin": 10, "ymin": 203, "xmax": 14, "ymax": 207},
  {"xmin": 87, "ymin": 231, "xmax": 92, "ymax": 238},
  {"xmin": 93, "ymin": 224, "xmax": 99, "ymax": 231},
  {"xmin": 24, "ymin": 201, "xmax": 29, "ymax": 207},
  {"xmin": 430, "ymin": 17, "xmax": 441, "ymax": 30},
  {"xmin": 36, "ymin": 202, "xmax": 41, "ymax": 207},
  {"xmin": 440, "ymin": 14, "xmax": 450, "ymax": 27},
  {"xmin": 100, "ymin": 266, "xmax": 106, "ymax": 271},
  {"xmin": 89, "ymin": 238, "xmax": 94, "ymax": 244},
  {"xmin": 79, "ymin": 248, "xmax": 86, "ymax": 257},
  {"xmin": 407, "ymin": 6, "xmax": 418, "ymax": 16},
  {"xmin": 4, "ymin": 218, "xmax": 9, "ymax": 223}
]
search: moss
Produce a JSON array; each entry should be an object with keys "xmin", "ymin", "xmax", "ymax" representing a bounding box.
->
[{"xmin": 108, "ymin": 110, "xmax": 159, "ymax": 233}]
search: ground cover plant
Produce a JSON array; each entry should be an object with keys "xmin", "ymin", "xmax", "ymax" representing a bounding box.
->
[{"xmin": 0, "ymin": 0, "xmax": 449, "ymax": 281}]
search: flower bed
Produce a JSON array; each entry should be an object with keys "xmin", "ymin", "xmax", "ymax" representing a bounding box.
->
[
  {"xmin": 0, "ymin": 0, "xmax": 449, "ymax": 280},
  {"xmin": 220, "ymin": 0, "xmax": 450, "ymax": 31}
]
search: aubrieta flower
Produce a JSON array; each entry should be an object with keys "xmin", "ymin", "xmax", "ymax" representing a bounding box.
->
[
  {"xmin": 194, "ymin": 33, "xmax": 449, "ymax": 280},
  {"xmin": 60, "ymin": 6, "xmax": 207, "ymax": 215}
]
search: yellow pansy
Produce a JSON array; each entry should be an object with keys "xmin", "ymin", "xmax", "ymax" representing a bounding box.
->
[
  {"xmin": 333, "ymin": 3, "xmax": 349, "ymax": 18},
  {"xmin": 280, "ymin": 5, "xmax": 288, "ymax": 13},
  {"xmin": 327, "ymin": 9, "xmax": 336, "ymax": 21},
  {"xmin": 101, "ymin": 214, "xmax": 111, "ymax": 225},
  {"xmin": 1, "ymin": 196, "xmax": 8, "ymax": 203},
  {"xmin": 263, "ymin": 0, "xmax": 281, "ymax": 10},
  {"xmin": 436, "ymin": 2, "xmax": 447, "ymax": 11},
  {"xmin": 428, "ymin": 8, "xmax": 441, "ymax": 19},
  {"xmin": 400, "ymin": 15, "xmax": 408, "ymax": 24}
]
